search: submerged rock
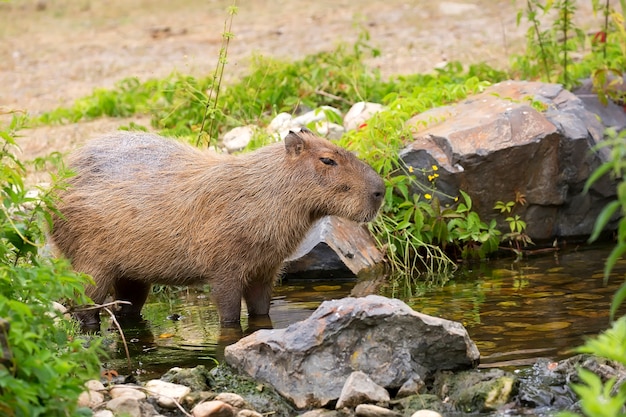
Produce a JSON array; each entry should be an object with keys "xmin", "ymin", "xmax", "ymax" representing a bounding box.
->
[{"xmin": 224, "ymin": 295, "xmax": 479, "ymax": 409}]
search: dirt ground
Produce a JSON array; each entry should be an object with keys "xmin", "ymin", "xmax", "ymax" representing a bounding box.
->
[{"xmin": 0, "ymin": 0, "xmax": 600, "ymax": 163}]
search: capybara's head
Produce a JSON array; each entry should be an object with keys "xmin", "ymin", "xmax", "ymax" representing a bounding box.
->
[{"xmin": 283, "ymin": 128, "xmax": 385, "ymax": 223}]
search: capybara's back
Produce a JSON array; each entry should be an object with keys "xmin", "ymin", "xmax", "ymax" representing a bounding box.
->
[{"xmin": 51, "ymin": 128, "xmax": 385, "ymax": 327}]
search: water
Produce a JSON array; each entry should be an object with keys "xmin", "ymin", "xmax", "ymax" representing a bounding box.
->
[{"xmin": 102, "ymin": 243, "xmax": 626, "ymax": 379}]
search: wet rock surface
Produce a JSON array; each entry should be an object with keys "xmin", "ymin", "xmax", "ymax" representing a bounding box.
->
[{"xmin": 224, "ymin": 295, "xmax": 480, "ymax": 409}]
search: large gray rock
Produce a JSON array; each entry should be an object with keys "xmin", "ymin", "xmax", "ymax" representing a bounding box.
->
[
  {"xmin": 402, "ymin": 80, "xmax": 624, "ymax": 242},
  {"xmin": 224, "ymin": 295, "xmax": 479, "ymax": 409}
]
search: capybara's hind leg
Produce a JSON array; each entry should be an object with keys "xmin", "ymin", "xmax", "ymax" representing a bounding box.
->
[
  {"xmin": 211, "ymin": 283, "xmax": 243, "ymax": 325},
  {"xmin": 113, "ymin": 278, "xmax": 151, "ymax": 318},
  {"xmin": 243, "ymin": 280, "xmax": 273, "ymax": 317}
]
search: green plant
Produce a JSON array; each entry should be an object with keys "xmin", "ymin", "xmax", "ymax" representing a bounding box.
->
[
  {"xmin": 0, "ymin": 113, "xmax": 103, "ymax": 417},
  {"xmin": 197, "ymin": 2, "xmax": 238, "ymax": 148},
  {"xmin": 513, "ymin": 0, "xmax": 626, "ymax": 103},
  {"xmin": 513, "ymin": 0, "xmax": 586, "ymax": 87},
  {"xmin": 559, "ymin": 127, "xmax": 626, "ymax": 417},
  {"xmin": 585, "ymin": 0, "xmax": 626, "ymax": 105},
  {"xmin": 494, "ymin": 192, "xmax": 534, "ymax": 256},
  {"xmin": 586, "ymin": 127, "xmax": 626, "ymax": 319}
]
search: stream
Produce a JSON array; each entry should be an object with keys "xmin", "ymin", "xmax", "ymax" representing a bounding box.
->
[{"xmin": 102, "ymin": 242, "xmax": 626, "ymax": 382}]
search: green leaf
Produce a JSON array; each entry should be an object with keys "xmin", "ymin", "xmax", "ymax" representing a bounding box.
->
[
  {"xmin": 610, "ymin": 282, "xmax": 626, "ymax": 321},
  {"xmin": 603, "ymin": 243, "xmax": 626, "ymax": 283},
  {"xmin": 589, "ymin": 200, "xmax": 621, "ymax": 243}
]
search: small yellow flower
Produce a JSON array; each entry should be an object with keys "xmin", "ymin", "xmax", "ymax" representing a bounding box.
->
[
  {"xmin": 425, "ymin": 193, "xmax": 432, "ymax": 200},
  {"xmin": 428, "ymin": 175, "xmax": 434, "ymax": 182},
  {"xmin": 454, "ymin": 196, "xmax": 459, "ymax": 202},
  {"xmin": 432, "ymin": 165, "xmax": 438, "ymax": 171},
  {"xmin": 433, "ymin": 173, "xmax": 439, "ymax": 178},
  {"xmin": 408, "ymin": 166, "xmax": 414, "ymax": 173}
]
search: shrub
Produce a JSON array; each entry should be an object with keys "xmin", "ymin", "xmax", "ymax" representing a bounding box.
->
[{"xmin": 0, "ymin": 113, "xmax": 103, "ymax": 417}]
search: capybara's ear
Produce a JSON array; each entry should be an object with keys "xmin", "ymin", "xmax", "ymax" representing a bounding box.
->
[{"xmin": 284, "ymin": 130, "xmax": 306, "ymax": 155}]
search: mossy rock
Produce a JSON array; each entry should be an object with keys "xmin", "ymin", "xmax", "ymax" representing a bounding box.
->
[
  {"xmin": 390, "ymin": 393, "xmax": 453, "ymax": 416},
  {"xmin": 210, "ymin": 364, "xmax": 296, "ymax": 417},
  {"xmin": 432, "ymin": 369, "xmax": 519, "ymax": 413},
  {"xmin": 161, "ymin": 365, "xmax": 214, "ymax": 392}
]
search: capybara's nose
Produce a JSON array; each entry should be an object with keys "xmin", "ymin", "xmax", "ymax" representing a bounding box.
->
[{"xmin": 372, "ymin": 183, "xmax": 385, "ymax": 205}]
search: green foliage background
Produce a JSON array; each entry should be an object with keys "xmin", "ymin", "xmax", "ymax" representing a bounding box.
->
[{"xmin": 0, "ymin": 115, "xmax": 102, "ymax": 416}]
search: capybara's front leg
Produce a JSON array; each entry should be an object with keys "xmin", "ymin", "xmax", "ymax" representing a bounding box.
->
[
  {"xmin": 243, "ymin": 279, "xmax": 273, "ymax": 317},
  {"xmin": 75, "ymin": 270, "xmax": 111, "ymax": 330},
  {"xmin": 113, "ymin": 278, "xmax": 151, "ymax": 318}
]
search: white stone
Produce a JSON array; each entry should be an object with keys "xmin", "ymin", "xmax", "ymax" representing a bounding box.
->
[
  {"xmin": 343, "ymin": 102, "xmax": 384, "ymax": 131},
  {"xmin": 192, "ymin": 400, "xmax": 236, "ymax": 417},
  {"xmin": 93, "ymin": 410, "xmax": 114, "ymax": 417},
  {"xmin": 110, "ymin": 385, "xmax": 147, "ymax": 400},
  {"xmin": 84, "ymin": 379, "xmax": 105, "ymax": 391},
  {"xmin": 355, "ymin": 404, "xmax": 401, "ymax": 417},
  {"xmin": 292, "ymin": 106, "xmax": 342, "ymax": 127},
  {"xmin": 410, "ymin": 410, "xmax": 443, "ymax": 417},
  {"xmin": 268, "ymin": 112, "xmax": 295, "ymax": 133},
  {"xmin": 145, "ymin": 379, "xmax": 191, "ymax": 409},
  {"xmin": 106, "ymin": 397, "xmax": 141, "ymax": 417},
  {"xmin": 223, "ymin": 125, "xmax": 257, "ymax": 153},
  {"xmin": 77, "ymin": 390, "xmax": 104, "ymax": 408},
  {"xmin": 315, "ymin": 121, "xmax": 344, "ymax": 140},
  {"xmin": 214, "ymin": 392, "xmax": 247, "ymax": 408}
]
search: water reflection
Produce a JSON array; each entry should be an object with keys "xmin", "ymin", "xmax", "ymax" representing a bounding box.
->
[{"xmin": 103, "ymin": 244, "xmax": 626, "ymax": 379}]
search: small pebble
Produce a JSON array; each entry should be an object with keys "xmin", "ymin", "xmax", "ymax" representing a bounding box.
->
[
  {"xmin": 192, "ymin": 400, "xmax": 236, "ymax": 417},
  {"xmin": 110, "ymin": 385, "xmax": 147, "ymax": 400},
  {"xmin": 411, "ymin": 410, "xmax": 443, "ymax": 417}
]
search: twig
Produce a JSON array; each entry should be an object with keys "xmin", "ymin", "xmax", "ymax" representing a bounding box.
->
[
  {"xmin": 70, "ymin": 300, "xmax": 132, "ymax": 313},
  {"xmin": 314, "ymin": 89, "xmax": 352, "ymax": 105},
  {"xmin": 102, "ymin": 307, "xmax": 132, "ymax": 371}
]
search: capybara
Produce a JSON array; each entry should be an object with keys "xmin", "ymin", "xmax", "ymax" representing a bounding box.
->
[{"xmin": 50, "ymin": 128, "xmax": 385, "ymax": 327}]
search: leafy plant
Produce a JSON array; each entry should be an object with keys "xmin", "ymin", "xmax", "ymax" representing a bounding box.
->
[
  {"xmin": 494, "ymin": 192, "xmax": 534, "ymax": 256},
  {"xmin": 585, "ymin": 127, "xmax": 626, "ymax": 319},
  {"xmin": 0, "ymin": 113, "xmax": 103, "ymax": 417},
  {"xmin": 513, "ymin": 0, "xmax": 586, "ymax": 87},
  {"xmin": 561, "ymin": 128, "xmax": 626, "ymax": 417}
]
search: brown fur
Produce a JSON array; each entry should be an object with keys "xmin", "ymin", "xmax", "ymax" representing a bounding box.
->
[{"xmin": 50, "ymin": 128, "xmax": 385, "ymax": 326}]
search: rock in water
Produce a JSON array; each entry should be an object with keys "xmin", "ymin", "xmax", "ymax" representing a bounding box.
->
[{"xmin": 224, "ymin": 295, "xmax": 480, "ymax": 409}]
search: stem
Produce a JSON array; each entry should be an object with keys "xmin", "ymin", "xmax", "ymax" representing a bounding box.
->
[
  {"xmin": 527, "ymin": 0, "xmax": 552, "ymax": 81},
  {"xmin": 197, "ymin": 1, "xmax": 238, "ymax": 148},
  {"xmin": 603, "ymin": 0, "xmax": 610, "ymax": 60},
  {"xmin": 563, "ymin": 0, "xmax": 569, "ymax": 86}
]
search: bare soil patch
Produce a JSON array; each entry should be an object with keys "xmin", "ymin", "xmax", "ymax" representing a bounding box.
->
[{"xmin": 0, "ymin": 0, "xmax": 599, "ymax": 162}]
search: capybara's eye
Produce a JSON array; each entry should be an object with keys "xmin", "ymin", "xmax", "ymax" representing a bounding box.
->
[{"xmin": 320, "ymin": 157, "xmax": 337, "ymax": 166}]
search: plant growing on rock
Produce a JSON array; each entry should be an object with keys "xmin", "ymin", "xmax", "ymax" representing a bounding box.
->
[
  {"xmin": 0, "ymin": 114, "xmax": 103, "ymax": 417},
  {"xmin": 494, "ymin": 192, "xmax": 534, "ymax": 257}
]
